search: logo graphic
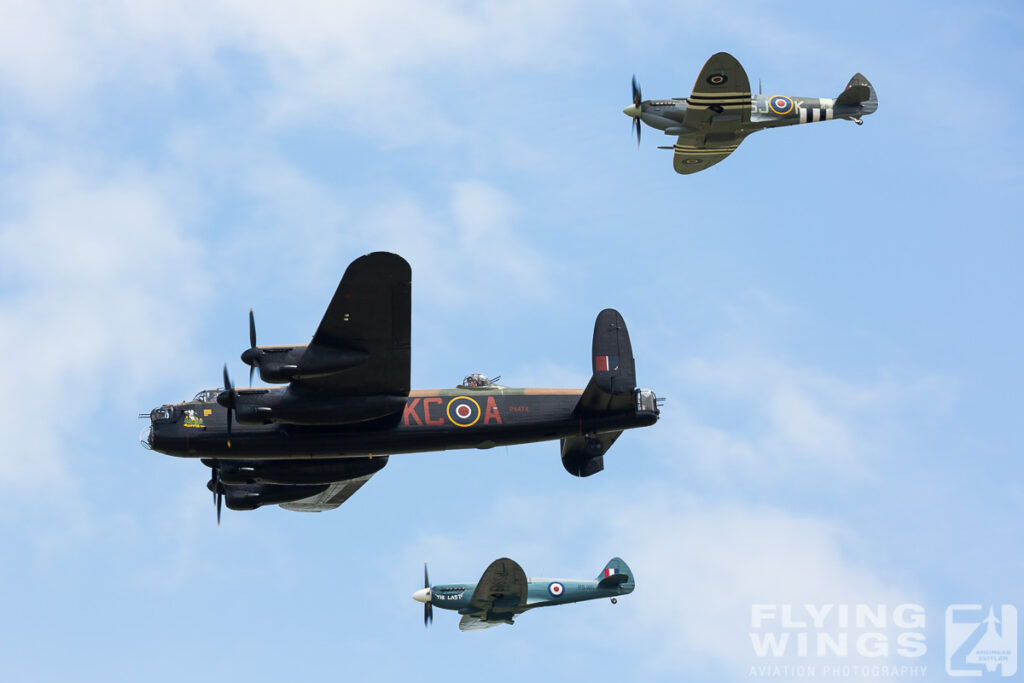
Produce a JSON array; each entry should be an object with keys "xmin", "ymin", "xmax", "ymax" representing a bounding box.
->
[
  {"xmin": 595, "ymin": 355, "xmax": 619, "ymax": 372},
  {"xmin": 182, "ymin": 408, "xmax": 205, "ymax": 428},
  {"xmin": 768, "ymin": 95, "xmax": 794, "ymax": 115},
  {"xmin": 445, "ymin": 396, "xmax": 481, "ymax": 427},
  {"xmin": 603, "ymin": 568, "xmax": 618, "ymax": 578},
  {"xmin": 548, "ymin": 581, "xmax": 564, "ymax": 597},
  {"xmin": 946, "ymin": 604, "xmax": 1018, "ymax": 677}
]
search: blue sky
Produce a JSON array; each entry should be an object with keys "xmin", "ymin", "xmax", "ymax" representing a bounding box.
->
[{"xmin": 1, "ymin": 2, "xmax": 1021, "ymax": 681}]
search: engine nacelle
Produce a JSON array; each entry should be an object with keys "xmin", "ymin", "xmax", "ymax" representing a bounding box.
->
[
  {"xmin": 207, "ymin": 481, "xmax": 330, "ymax": 510},
  {"xmin": 560, "ymin": 437, "xmax": 605, "ymax": 477},
  {"xmin": 214, "ymin": 456, "xmax": 388, "ymax": 486},
  {"xmin": 243, "ymin": 345, "xmax": 370, "ymax": 384},
  {"xmin": 229, "ymin": 388, "xmax": 406, "ymax": 426}
]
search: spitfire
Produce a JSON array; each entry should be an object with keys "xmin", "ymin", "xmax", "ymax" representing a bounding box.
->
[
  {"xmin": 414, "ymin": 557, "xmax": 635, "ymax": 631},
  {"xmin": 624, "ymin": 52, "xmax": 878, "ymax": 174},
  {"xmin": 140, "ymin": 252, "xmax": 660, "ymax": 522}
]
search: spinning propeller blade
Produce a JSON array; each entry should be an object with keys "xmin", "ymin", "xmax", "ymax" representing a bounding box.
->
[
  {"xmin": 245, "ymin": 309, "xmax": 257, "ymax": 386},
  {"xmin": 630, "ymin": 75, "xmax": 642, "ymax": 147},
  {"xmin": 212, "ymin": 466, "xmax": 223, "ymax": 526},
  {"xmin": 424, "ymin": 562, "xmax": 433, "ymax": 627},
  {"xmin": 220, "ymin": 364, "xmax": 235, "ymax": 448}
]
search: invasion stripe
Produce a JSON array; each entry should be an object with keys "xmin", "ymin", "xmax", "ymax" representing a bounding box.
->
[
  {"xmin": 689, "ymin": 92, "xmax": 752, "ymax": 99},
  {"xmin": 687, "ymin": 98, "xmax": 751, "ymax": 106},
  {"xmin": 686, "ymin": 103, "xmax": 750, "ymax": 110}
]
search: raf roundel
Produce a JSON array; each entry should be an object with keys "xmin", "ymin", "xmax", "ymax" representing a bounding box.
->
[
  {"xmin": 768, "ymin": 95, "xmax": 794, "ymax": 115},
  {"xmin": 548, "ymin": 581, "xmax": 565, "ymax": 597},
  {"xmin": 446, "ymin": 396, "xmax": 481, "ymax": 427},
  {"xmin": 706, "ymin": 73, "xmax": 728, "ymax": 86}
]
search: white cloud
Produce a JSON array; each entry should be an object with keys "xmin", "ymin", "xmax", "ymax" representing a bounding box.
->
[
  {"xmin": 0, "ymin": 163, "xmax": 208, "ymax": 496},
  {"xmin": 403, "ymin": 487, "xmax": 919, "ymax": 679},
  {"xmin": 661, "ymin": 353, "xmax": 954, "ymax": 485},
  {"xmin": 0, "ymin": 0, "xmax": 593, "ymax": 139}
]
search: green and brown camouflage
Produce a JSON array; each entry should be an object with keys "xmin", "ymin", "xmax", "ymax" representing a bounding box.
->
[
  {"xmin": 624, "ymin": 52, "xmax": 878, "ymax": 174},
  {"xmin": 141, "ymin": 253, "xmax": 660, "ymax": 519}
]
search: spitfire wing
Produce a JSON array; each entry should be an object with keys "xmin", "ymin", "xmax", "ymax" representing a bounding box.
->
[
  {"xmin": 468, "ymin": 557, "xmax": 529, "ymax": 613},
  {"xmin": 672, "ymin": 131, "xmax": 750, "ymax": 175},
  {"xmin": 683, "ymin": 52, "xmax": 752, "ymax": 131},
  {"xmin": 278, "ymin": 467, "xmax": 385, "ymax": 512},
  {"xmin": 292, "ymin": 252, "xmax": 411, "ymax": 395}
]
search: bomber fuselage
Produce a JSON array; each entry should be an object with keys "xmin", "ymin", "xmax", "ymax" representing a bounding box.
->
[{"xmin": 144, "ymin": 386, "xmax": 659, "ymax": 460}]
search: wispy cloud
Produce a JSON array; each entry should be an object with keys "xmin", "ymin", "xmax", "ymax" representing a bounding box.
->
[{"xmin": 0, "ymin": 164, "xmax": 208, "ymax": 497}]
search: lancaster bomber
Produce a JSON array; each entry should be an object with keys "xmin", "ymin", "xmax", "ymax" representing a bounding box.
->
[
  {"xmin": 623, "ymin": 51, "xmax": 878, "ymax": 174},
  {"xmin": 140, "ymin": 252, "xmax": 660, "ymax": 521},
  {"xmin": 414, "ymin": 557, "xmax": 635, "ymax": 631}
]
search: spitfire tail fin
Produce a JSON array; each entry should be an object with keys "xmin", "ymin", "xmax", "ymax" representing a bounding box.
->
[
  {"xmin": 835, "ymin": 73, "xmax": 878, "ymax": 115},
  {"xmin": 596, "ymin": 557, "xmax": 635, "ymax": 593}
]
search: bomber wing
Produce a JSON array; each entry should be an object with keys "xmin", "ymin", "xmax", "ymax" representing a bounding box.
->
[
  {"xmin": 462, "ymin": 557, "xmax": 528, "ymax": 629},
  {"xmin": 278, "ymin": 465, "xmax": 385, "ymax": 512},
  {"xmin": 291, "ymin": 252, "xmax": 411, "ymax": 396},
  {"xmin": 683, "ymin": 51, "xmax": 752, "ymax": 130}
]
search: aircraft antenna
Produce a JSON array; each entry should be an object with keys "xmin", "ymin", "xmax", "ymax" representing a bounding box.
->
[{"xmin": 758, "ymin": 78, "xmax": 762, "ymax": 95}]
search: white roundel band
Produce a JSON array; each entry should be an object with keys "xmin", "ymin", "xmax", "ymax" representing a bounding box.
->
[{"xmin": 548, "ymin": 581, "xmax": 564, "ymax": 597}]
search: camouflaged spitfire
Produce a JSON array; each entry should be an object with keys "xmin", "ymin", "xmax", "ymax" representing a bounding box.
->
[{"xmin": 624, "ymin": 52, "xmax": 878, "ymax": 174}]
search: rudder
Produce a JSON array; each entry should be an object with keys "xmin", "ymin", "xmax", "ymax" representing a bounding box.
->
[
  {"xmin": 835, "ymin": 73, "xmax": 878, "ymax": 115},
  {"xmin": 596, "ymin": 557, "xmax": 635, "ymax": 593}
]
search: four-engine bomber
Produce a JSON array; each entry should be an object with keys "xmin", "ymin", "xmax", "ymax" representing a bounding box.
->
[{"xmin": 141, "ymin": 252, "xmax": 659, "ymax": 519}]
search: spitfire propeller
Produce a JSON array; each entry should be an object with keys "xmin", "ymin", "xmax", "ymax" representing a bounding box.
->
[
  {"xmin": 624, "ymin": 75, "xmax": 643, "ymax": 147},
  {"xmin": 422, "ymin": 563, "xmax": 433, "ymax": 627}
]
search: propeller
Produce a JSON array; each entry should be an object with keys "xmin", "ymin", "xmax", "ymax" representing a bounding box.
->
[
  {"xmin": 217, "ymin": 364, "xmax": 236, "ymax": 448},
  {"xmin": 241, "ymin": 308, "xmax": 258, "ymax": 387},
  {"xmin": 212, "ymin": 466, "xmax": 223, "ymax": 525},
  {"xmin": 424, "ymin": 562, "xmax": 433, "ymax": 627},
  {"xmin": 629, "ymin": 74, "xmax": 643, "ymax": 147}
]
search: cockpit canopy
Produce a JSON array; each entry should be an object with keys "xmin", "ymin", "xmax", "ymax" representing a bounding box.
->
[{"xmin": 191, "ymin": 388, "xmax": 222, "ymax": 404}]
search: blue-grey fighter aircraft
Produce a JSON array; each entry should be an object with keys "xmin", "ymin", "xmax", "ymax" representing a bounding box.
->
[
  {"xmin": 413, "ymin": 557, "xmax": 635, "ymax": 631},
  {"xmin": 623, "ymin": 52, "xmax": 878, "ymax": 174}
]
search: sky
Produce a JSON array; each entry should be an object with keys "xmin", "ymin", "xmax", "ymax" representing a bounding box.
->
[{"xmin": 1, "ymin": 2, "xmax": 1022, "ymax": 681}]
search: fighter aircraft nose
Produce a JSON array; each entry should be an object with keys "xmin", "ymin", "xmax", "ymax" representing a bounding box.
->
[
  {"xmin": 623, "ymin": 104, "xmax": 640, "ymax": 118},
  {"xmin": 412, "ymin": 588, "xmax": 431, "ymax": 603}
]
